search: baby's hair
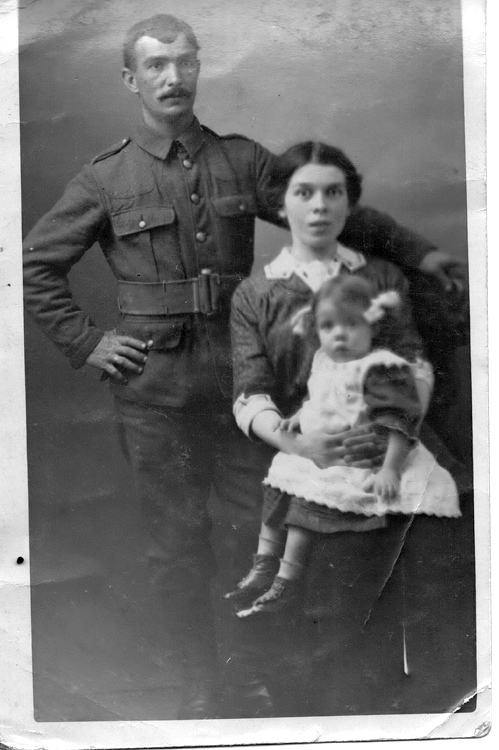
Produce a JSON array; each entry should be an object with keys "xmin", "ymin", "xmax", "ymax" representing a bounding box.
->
[{"xmin": 310, "ymin": 274, "xmax": 411, "ymax": 357}]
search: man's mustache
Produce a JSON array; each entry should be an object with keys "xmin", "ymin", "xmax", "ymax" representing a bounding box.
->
[{"xmin": 159, "ymin": 88, "xmax": 190, "ymax": 100}]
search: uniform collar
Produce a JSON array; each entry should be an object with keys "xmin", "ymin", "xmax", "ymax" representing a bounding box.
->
[
  {"xmin": 264, "ymin": 244, "xmax": 366, "ymax": 281},
  {"xmin": 134, "ymin": 116, "xmax": 205, "ymax": 160}
]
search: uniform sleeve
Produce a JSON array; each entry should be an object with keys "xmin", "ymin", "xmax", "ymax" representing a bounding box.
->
[
  {"xmin": 364, "ymin": 364, "xmax": 423, "ymax": 441},
  {"xmin": 340, "ymin": 205, "xmax": 437, "ymax": 270},
  {"xmin": 23, "ymin": 165, "xmax": 107, "ymax": 368},
  {"xmin": 231, "ymin": 281, "xmax": 278, "ymax": 401},
  {"xmin": 252, "ymin": 142, "xmax": 285, "ymax": 228}
]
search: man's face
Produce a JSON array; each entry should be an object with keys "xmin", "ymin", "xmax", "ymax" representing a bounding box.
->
[{"xmin": 122, "ymin": 33, "xmax": 200, "ymax": 129}]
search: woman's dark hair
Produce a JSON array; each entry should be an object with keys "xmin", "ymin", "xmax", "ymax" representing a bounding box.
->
[
  {"xmin": 123, "ymin": 14, "xmax": 200, "ymax": 70},
  {"xmin": 312, "ymin": 274, "xmax": 372, "ymax": 318},
  {"xmin": 266, "ymin": 141, "xmax": 363, "ymax": 211}
]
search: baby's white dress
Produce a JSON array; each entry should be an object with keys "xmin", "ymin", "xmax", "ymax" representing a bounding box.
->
[{"xmin": 264, "ymin": 348, "xmax": 460, "ymax": 518}]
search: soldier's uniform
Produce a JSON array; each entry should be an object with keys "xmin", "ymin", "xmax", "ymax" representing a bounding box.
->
[{"xmin": 24, "ymin": 116, "xmax": 450, "ymax": 713}]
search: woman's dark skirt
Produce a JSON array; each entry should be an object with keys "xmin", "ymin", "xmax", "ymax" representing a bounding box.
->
[{"xmin": 262, "ymin": 484, "xmax": 387, "ymax": 534}]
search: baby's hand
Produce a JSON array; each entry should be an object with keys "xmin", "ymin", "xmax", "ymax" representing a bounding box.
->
[
  {"xmin": 362, "ymin": 467, "xmax": 400, "ymax": 504},
  {"xmin": 279, "ymin": 414, "xmax": 301, "ymax": 433}
]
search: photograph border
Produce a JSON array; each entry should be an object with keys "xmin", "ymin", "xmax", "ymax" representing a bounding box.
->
[{"xmin": 0, "ymin": 0, "xmax": 491, "ymax": 747}]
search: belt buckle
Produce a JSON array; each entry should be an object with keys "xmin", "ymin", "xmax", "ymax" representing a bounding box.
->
[
  {"xmin": 198, "ymin": 268, "xmax": 220, "ymax": 316},
  {"xmin": 207, "ymin": 272, "xmax": 220, "ymax": 317},
  {"xmin": 192, "ymin": 277, "xmax": 201, "ymax": 314}
]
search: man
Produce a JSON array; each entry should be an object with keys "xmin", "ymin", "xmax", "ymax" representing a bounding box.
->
[{"xmin": 23, "ymin": 14, "xmax": 466, "ymax": 720}]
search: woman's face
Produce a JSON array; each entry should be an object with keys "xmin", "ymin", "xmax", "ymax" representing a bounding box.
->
[{"xmin": 281, "ymin": 163, "xmax": 350, "ymax": 255}]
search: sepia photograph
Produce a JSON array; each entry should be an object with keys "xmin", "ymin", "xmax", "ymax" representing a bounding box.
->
[{"xmin": 0, "ymin": 0, "xmax": 490, "ymax": 747}]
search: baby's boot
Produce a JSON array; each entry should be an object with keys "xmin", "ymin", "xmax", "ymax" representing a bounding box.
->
[
  {"xmin": 224, "ymin": 554, "xmax": 279, "ymax": 604},
  {"xmin": 235, "ymin": 575, "xmax": 300, "ymax": 618}
]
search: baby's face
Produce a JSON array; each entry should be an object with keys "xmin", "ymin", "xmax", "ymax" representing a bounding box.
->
[{"xmin": 316, "ymin": 299, "xmax": 372, "ymax": 362}]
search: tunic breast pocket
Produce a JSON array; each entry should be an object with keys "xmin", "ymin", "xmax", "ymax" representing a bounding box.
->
[
  {"xmin": 111, "ymin": 205, "xmax": 177, "ymax": 257},
  {"xmin": 211, "ymin": 193, "xmax": 256, "ymax": 218}
]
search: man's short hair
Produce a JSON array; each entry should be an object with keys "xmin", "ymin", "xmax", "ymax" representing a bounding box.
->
[{"xmin": 123, "ymin": 14, "xmax": 200, "ymax": 70}]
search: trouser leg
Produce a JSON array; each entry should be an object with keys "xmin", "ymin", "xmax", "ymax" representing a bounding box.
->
[
  {"xmin": 208, "ymin": 418, "xmax": 308, "ymax": 718},
  {"xmin": 114, "ymin": 397, "xmax": 218, "ymax": 712}
]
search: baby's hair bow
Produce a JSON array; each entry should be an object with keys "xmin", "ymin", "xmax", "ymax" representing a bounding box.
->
[
  {"xmin": 363, "ymin": 290, "xmax": 401, "ymax": 324},
  {"xmin": 290, "ymin": 304, "xmax": 313, "ymax": 336}
]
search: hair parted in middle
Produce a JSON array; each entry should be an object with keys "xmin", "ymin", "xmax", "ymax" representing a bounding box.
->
[{"xmin": 265, "ymin": 141, "xmax": 363, "ymax": 213}]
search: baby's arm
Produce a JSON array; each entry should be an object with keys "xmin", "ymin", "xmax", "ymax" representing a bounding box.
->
[{"xmin": 362, "ymin": 429, "xmax": 411, "ymax": 503}]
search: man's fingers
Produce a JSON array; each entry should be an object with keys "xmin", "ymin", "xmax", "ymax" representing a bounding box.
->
[
  {"xmin": 435, "ymin": 268, "xmax": 453, "ymax": 292},
  {"xmin": 117, "ymin": 344, "xmax": 149, "ymax": 364},
  {"xmin": 111, "ymin": 354, "xmax": 144, "ymax": 374},
  {"xmin": 104, "ymin": 363, "xmax": 128, "ymax": 383},
  {"xmin": 116, "ymin": 335, "xmax": 150, "ymax": 351}
]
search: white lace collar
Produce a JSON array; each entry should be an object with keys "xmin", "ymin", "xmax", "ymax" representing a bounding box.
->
[{"xmin": 264, "ymin": 245, "xmax": 366, "ymax": 291}]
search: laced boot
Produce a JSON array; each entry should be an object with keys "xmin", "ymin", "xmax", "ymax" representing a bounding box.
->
[
  {"xmin": 235, "ymin": 576, "xmax": 300, "ymax": 618},
  {"xmin": 223, "ymin": 554, "xmax": 279, "ymax": 604}
]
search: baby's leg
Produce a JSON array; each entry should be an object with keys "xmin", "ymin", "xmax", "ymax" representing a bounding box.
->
[
  {"xmin": 224, "ymin": 523, "xmax": 284, "ymax": 602},
  {"xmin": 256, "ymin": 522, "xmax": 286, "ymax": 557},
  {"xmin": 235, "ymin": 526, "xmax": 312, "ymax": 617},
  {"xmin": 278, "ymin": 524, "xmax": 313, "ymax": 580}
]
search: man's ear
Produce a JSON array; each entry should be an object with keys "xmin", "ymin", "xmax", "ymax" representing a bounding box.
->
[{"xmin": 122, "ymin": 68, "xmax": 139, "ymax": 94}]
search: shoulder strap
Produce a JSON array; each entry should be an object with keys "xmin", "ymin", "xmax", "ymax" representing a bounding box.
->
[{"xmin": 91, "ymin": 137, "xmax": 131, "ymax": 164}]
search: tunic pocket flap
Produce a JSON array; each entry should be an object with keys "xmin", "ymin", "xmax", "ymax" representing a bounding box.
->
[
  {"xmin": 118, "ymin": 317, "xmax": 185, "ymax": 350},
  {"xmin": 111, "ymin": 206, "xmax": 176, "ymax": 237},
  {"xmin": 211, "ymin": 194, "xmax": 256, "ymax": 216}
]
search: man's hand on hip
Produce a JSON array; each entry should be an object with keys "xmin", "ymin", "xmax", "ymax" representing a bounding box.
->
[{"xmin": 86, "ymin": 330, "xmax": 152, "ymax": 383}]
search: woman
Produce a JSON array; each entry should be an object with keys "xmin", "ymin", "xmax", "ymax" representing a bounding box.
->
[
  {"xmin": 231, "ymin": 141, "xmax": 422, "ymax": 470},
  {"xmin": 227, "ymin": 142, "xmax": 467, "ymax": 716}
]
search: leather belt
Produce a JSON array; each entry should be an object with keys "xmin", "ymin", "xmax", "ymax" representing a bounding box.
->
[{"xmin": 117, "ymin": 270, "xmax": 243, "ymax": 316}]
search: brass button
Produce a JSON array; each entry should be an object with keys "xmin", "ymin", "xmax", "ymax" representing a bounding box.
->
[
  {"xmin": 183, "ymin": 159, "xmax": 193, "ymax": 169},
  {"xmin": 239, "ymin": 204, "xmax": 245, "ymax": 211},
  {"xmin": 196, "ymin": 231, "xmax": 206, "ymax": 242},
  {"xmin": 191, "ymin": 193, "xmax": 200, "ymax": 204},
  {"xmin": 138, "ymin": 220, "xmax": 146, "ymax": 228}
]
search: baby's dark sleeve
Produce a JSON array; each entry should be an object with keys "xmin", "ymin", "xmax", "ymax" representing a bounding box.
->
[{"xmin": 364, "ymin": 364, "xmax": 423, "ymax": 441}]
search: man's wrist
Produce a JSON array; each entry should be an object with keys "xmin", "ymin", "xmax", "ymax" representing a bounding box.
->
[{"xmin": 69, "ymin": 328, "xmax": 105, "ymax": 370}]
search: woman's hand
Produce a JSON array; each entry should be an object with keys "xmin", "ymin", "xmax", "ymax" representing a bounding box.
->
[
  {"xmin": 251, "ymin": 412, "xmax": 386, "ymax": 469},
  {"xmin": 279, "ymin": 413, "xmax": 301, "ymax": 433},
  {"xmin": 294, "ymin": 424, "xmax": 386, "ymax": 469}
]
